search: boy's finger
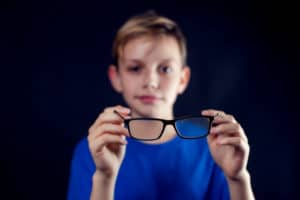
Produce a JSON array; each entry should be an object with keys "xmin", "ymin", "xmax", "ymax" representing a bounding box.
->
[
  {"xmin": 210, "ymin": 123, "xmax": 240, "ymax": 135},
  {"xmin": 91, "ymin": 105, "xmax": 131, "ymax": 129},
  {"xmin": 216, "ymin": 136, "xmax": 249, "ymax": 153},
  {"xmin": 104, "ymin": 105, "xmax": 131, "ymax": 115},
  {"xmin": 201, "ymin": 109, "xmax": 226, "ymax": 117},
  {"xmin": 212, "ymin": 114, "xmax": 237, "ymax": 124},
  {"xmin": 92, "ymin": 134, "xmax": 127, "ymax": 154},
  {"xmin": 202, "ymin": 109, "xmax": 238, "ymax": 125},
  {"xmin": 91, "ymin": 123, "xmax": 129, "ymax": 138},
  {"xmin": 210, "ymin": 123, "xmax": 248, "ymax": 143}
]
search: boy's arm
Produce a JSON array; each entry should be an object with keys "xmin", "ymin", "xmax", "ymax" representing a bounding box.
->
[
  {"xmin": 90, "ymin": 171, "xmax": 116, "ymax": 200},
  {"xmin": 202, "ymin": 109, "xmax": 255, "ymax": 200},
  {"xmin": 226, "ymin": 170, "xmax": 255, "ymax": 200},
  {"xmin": 88, "ymin": 105, "xmax": 130, "ymax": 200}
]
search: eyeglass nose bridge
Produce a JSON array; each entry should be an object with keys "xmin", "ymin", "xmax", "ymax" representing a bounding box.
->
[{"xmin": 159, "ymin": 119, "xmax": 179, "ymax": 135}]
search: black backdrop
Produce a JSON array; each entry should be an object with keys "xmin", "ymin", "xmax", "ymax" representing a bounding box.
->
[{"xmin": 1, "ymin": 0, "xmax": 299, "ymax": 199}]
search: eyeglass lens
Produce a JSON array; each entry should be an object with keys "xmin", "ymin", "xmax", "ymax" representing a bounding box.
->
[
  {"xmin": 175, "ymin": 117, "xmax": 210, "ymax": 138},
  {"xmin": 129, "ymin": 120, "xmax": 164, "ymax": 140}
]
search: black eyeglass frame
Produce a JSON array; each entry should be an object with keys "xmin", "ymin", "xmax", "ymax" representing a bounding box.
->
[{"xmin": 114, "ymin": 110, "xmax": 215, "ymax": 141}]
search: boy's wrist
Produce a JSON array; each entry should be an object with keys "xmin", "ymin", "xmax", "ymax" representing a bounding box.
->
[
  {"xmin": 93, "ymin": 170, "xmax": 118, "ymax": 184},
  {"xmin": 226, "ymin": 170, "xmax": 255, "ymax": 200},
  {"xmin": 90, "ymin": 170, "xmax": 117, "ymax": 200},
  {"xmin": 226, "ymin": 169, "xmax": 251, "ymax": 185}
]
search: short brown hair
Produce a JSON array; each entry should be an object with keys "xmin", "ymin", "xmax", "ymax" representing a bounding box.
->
[{"xmin": 112, "ymin": 10, "xmax": 187, "ymax": 66}]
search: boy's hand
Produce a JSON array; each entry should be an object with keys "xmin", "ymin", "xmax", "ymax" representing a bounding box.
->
[
  {"xmin": 202, "ymin": 109, "xmax": 250, "ymax": 182},
  {"xmin": 87, "ymin": 105, "xmax": 130, "ymax": 179}
]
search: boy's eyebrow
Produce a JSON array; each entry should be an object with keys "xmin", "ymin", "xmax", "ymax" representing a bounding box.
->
[
  {"xmin": 122, "ymin": 59, "xmax": 145, "ymax": 66},
  {"xmin": 125, "ymin": 58, "xmax": 144, "ymax": 63},
  {"xmin": 160, "ymin": 58, "xmax": 178, "ymax": 63},
  {"xmin": 159, "ymin": 58, "xmax": 182, "ymax": 66},
  {"xmin": 124, "ymin": 58, "xmax": 179, "ymax": 64}
]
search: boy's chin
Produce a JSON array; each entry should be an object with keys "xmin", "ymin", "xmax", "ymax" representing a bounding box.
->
[
  {"xmin": 132, "ymin": 106, "xmax": 171, "ymax": 119},
  {"xmin": 132, "ymin": 109, "xmax": 158, "ymax": 118}
]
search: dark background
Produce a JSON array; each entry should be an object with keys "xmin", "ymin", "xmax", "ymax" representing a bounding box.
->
[{"xmin": 1, "ymin": 0, "xmax": 299, "ymax": 199}]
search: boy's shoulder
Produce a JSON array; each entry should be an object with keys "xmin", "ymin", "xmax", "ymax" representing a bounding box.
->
[
  {"xmin": 72, "ymin": 137, "xmax": 90, "ymax": 159},
  {"xmin": 71, "ymin": 136, "xmax": 95, "ymax": 169},
  {"xmin": 75, "ymin": 136, "xmax": 88, "ymax": 150}
]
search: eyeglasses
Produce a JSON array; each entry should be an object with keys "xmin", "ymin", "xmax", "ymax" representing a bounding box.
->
[{"xmin": 114, "ymin": 110, "xmax": 214, "ymax": 141}]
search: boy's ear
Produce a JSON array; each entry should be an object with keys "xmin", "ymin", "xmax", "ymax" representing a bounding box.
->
[
  {"xmin": 108, "ymin": 65, "xmax": 123, "ymax": 93},
  {"xmin": 177, "ymin": 66, "xmax": 191, "ymax": 94}
]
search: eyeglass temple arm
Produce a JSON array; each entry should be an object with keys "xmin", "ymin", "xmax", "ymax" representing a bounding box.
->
[{"xmin": 113, "ymin": 110, "xmax": 126, "ymax": 120}]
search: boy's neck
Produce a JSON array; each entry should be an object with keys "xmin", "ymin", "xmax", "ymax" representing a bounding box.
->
[{"xmin": 131, "ymin": 110, "xmax": 174, "ymax": 120}]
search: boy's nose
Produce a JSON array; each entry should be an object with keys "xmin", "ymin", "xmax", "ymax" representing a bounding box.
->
[
  {"xmin": 143, "ymin": 71, "xmax": 159, "ymax": 89},
  {"xmin": 144, "ymin": 80, "xmax": 158, "ymax": 89}
]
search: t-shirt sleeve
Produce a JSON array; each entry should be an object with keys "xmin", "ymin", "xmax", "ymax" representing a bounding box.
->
[
  {"xmin": 206, "ymin": 163, "xmax": 230, "ymax": 200},
  {"xmin": 67, "ymin": 138, "xmax": 95, "ymax": 200}
]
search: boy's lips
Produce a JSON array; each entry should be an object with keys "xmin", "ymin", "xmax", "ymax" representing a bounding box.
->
[{"xmin": 136, "ymin": 95, "xmax": 162, "ymax": 104}]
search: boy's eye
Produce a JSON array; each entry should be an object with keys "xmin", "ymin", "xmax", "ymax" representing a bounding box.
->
[
  {"xmin": 158, "ymin": 65, "xmax": 173, "ymax": 74},
  {"xmin": 127, "ymin": 65, "xmax": 142, "ymax": 72}
]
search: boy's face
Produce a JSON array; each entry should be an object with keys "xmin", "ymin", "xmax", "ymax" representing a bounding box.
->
[{"xmin": 109, "ymin": 35, "xmax": 190, "ymax": 118}]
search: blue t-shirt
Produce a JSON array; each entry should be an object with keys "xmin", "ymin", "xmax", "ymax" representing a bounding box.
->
[{"xmin": 67, "ymin": 127, "xmax": 230, "ymax": 200}]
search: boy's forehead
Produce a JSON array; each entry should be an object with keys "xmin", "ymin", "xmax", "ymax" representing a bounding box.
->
[{"xmin": 120, "ymin": 36, "xmax": 182, "ymax": 64}]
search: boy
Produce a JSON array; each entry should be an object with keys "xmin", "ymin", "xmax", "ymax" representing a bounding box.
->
[{"xmin": 67, "ymin": 11, "xmax": 255, "ymax": 200}]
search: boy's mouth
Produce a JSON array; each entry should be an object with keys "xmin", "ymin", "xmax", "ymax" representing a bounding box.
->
[{"xmin": 136, "ymin": 95, "xmax": 161, "ymax": 104}]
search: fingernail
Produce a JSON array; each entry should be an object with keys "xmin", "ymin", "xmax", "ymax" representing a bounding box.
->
[
  {"xmin": 121, "ymin": 107, "xmax": 131, "ymax": 113},
  {"xmin": 210, "ymin": 127, "xmax": 217, "ymax": 133},
  {"xmin": 201, "ymin": 110, "xmax": 208, "ymax": 115},
  {"xmin": 121, "ymin": 136, "xmax": 128, "ymax": 144}
]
